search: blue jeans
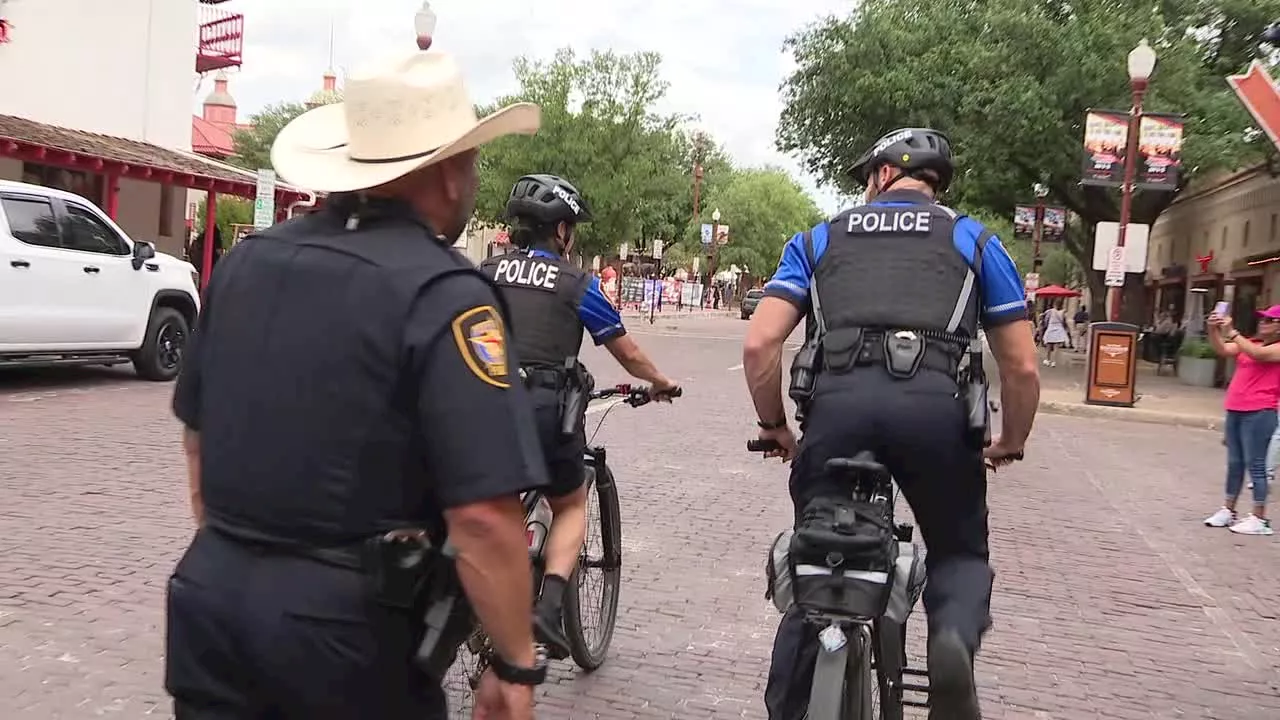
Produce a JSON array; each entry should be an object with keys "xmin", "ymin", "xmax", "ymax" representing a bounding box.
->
[{"xmin": 1224, "ymin": 409, "xmax": 1275, "ymax": 505}]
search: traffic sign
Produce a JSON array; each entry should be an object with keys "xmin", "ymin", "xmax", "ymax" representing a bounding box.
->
[
  {"xmin": 253, "ymin": 169, "xmax": 276, "ymax": 229},
  {"xmin": 1104, "ymin": 246, "xmax": 1126, "ymax": 287}
]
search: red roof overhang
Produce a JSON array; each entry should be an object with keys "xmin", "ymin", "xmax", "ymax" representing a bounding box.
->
[{"xmin": 0, "ymin": 114, "xmax": 309, "ymax": 206}]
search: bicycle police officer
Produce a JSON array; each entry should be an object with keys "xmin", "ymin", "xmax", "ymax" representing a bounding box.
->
[
  {"xmin": 480, "ymin": 173, "xmax": 680, "ymax": 657},
  {"xmin": 742, "ymin": 128, "xmax": 1041, "ymax": 720},
  {"xmin": 166, "ymin": 51, "xmax": 552, "ymax": 720}
]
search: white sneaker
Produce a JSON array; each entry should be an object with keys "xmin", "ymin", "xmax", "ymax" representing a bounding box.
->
[
  {"xmin": 1204, "ymin": 508, "xmax": 1236, "ymax": 527},
  {"xmin": 1042, "ymin": 359, "xmax": 1050, "ymax": 366},
  {"xmin": 1049, "ymin": 361, "xmax": 1057, "ymax": 368},
  {"xmin": 1229, "ymin": 514, "xmax": 1274, "ymax": 536}
]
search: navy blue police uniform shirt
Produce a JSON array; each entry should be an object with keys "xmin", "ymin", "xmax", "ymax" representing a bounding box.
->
[
  {"xmin": 526, "ymin": 248, "xmax": 627, "ymax": 344},
  {"xmin": 764, "ymin": 197, "xmax": 1028, "ymax": 328},
  {"xmin": 171, "ymin": 214, "xmax": 550, "ymax": 546}
]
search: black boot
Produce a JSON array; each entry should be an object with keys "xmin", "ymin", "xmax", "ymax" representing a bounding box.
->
[
  {"xmin": 533, "ymin": 574, "xmax": 572, "ymax": 660},
  {"xmin": 927, "ymin": 629, "xmax": 981, "ymax": 720}
]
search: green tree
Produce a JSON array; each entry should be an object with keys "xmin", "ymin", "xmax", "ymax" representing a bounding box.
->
[
  {"xmin": 696, "ymin": 167, "xmax": 825, "ymax": 284},
  {"xmin": 230, "ymin": 102, "xmax": 309, "ymax": 172},
  {"xmin": 474, "ymin": 48, "xmax": 699, "ymax": 258},
  {"xmin": 777, "ymin": 0, "xmax": 1280, "ymax": 321},
  {"xmin": 195, "ymin": 197, "xmax": 253, "ymax": 245}
]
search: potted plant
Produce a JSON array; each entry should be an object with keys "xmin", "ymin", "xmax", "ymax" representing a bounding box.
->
[{"xmin": 1178, "ymin": 338, "xmax": 1219, "ymax": 387}]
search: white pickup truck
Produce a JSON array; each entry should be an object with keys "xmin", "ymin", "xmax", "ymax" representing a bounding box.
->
[{"xmin": 0, "ymin": 180, "xmax": 200, "ymax": 380}]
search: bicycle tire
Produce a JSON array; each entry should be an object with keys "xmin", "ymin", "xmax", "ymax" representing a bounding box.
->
[
  {"xmin": 845, "ymin": 624, "xmax": 876, "ymax": 720},
  {"xmin": 563, "ymin": 458, "xmax": 622, "ymax": 671},
  {"xmin": 872, "ymin": 619, "xmax": 905, "ymax": 720}
]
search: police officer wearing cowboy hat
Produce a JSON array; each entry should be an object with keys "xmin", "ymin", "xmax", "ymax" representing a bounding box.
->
[
  {"xmin": 166, "ymin": 49, "xmax": 551, "ymax": 720},
  {"xmin": 743, "ymin": 128, "xmax": 1040, "ymax": 720}
]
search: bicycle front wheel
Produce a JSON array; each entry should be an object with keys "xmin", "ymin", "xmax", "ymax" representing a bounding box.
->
[{"xmin": 563, "ymin": 458, "xmax": 622, "ymax": 671}]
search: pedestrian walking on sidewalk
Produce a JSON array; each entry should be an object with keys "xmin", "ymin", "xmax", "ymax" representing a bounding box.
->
[
  {"xmin": 1041, "ymin": 301, "xmax": 1069, "ymax": 367},
  {"xmin": 1204, "ymin": 306, "xmax": 1280, "ymax": 536}
]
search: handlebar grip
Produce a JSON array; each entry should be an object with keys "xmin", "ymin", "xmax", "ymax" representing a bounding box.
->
[
  {"xmin": 659, "ymin": 386, "xmax": 683, "ymax": 399},
  {"xmin": 748, "ymin": 438, "xmax": 781, "ymax": 453}
]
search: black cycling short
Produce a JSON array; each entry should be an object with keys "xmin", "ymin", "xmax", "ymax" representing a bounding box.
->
[{"xmin": 528, "ymin": 386, "xmax": 587, "ymax": 498}]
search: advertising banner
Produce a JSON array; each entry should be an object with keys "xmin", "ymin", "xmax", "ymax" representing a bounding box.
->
[
  {"xmin": 1137, "ymin": 113, "xmax": 1184, "ymax": 190},
  {"xmin": 1013, "ymin": 205, "xmax": 1066, "ymax": 241},
  {"xmin": 1013, "ymin": 206, "xmax": 1036, "ymax": 238},
  {"xmin": 621, "ymin": 276, "xmax": 645, "ymax": 305},
  {"xmin": 1043, "ymin": 207, "xmax": 1066, "ymax": 241},
  {"xmin": 1081, "ymin": 110, "xmax": 1129, "ymax": 186}
]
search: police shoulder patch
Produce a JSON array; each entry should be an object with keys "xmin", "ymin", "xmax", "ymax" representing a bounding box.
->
[{"xmin": 450, "ymin": 305, "xmax": 511, "ymax": 388}]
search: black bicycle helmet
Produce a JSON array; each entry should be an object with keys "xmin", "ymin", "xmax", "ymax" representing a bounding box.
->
[
  {"xmin": 505, "ymin": 174, "xmax": 593, "ymax": 225},
  {"xmin": 849, "ymin": 128, "xmax": 955, "ymax": 193}
]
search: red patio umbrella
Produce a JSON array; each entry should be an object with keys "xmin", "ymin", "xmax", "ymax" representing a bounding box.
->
[{"xmin": 1034, "ymin": 284, "xmax": 1082, "ymax": 298}]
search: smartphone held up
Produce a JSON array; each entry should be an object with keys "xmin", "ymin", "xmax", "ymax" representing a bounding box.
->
[{"xmin": 1211, "ymin": 301, "xmax": 1230, "ymax": 321}]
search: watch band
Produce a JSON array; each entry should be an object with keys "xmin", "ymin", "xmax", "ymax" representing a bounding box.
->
[
  {"xmin": 757, "ymin": 418, "xmax": 787, "ymax": 430},
  {"xmin": 488, "ymin": 649, "xmax": 548, "ymax": 686}
]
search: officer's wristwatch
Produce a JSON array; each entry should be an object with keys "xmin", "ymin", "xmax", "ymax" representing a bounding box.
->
[
  {"xmin": 488, "ymin": 648, "xmax": 548, "ymax": 686},
  {"xmin": 757, "ymin": 417, "xmax": 788, "ymax": 430}
]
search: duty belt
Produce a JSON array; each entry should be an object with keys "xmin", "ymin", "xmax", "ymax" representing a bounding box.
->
[
  {"xmin": 518, "ymin": 366, "xmax": 567, "ymax": 390},
  {"xmin": 206, "ymin": 523, "xmax": 366, "ymax": 571},
  {"xmin": 853, "ymin": 331, "xmax": 962, "ymax": 376}
]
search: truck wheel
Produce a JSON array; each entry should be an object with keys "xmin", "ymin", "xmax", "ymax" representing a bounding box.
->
[{"xmin": 133, "ymin": 307, "xmax": 189, "ymax": 381}]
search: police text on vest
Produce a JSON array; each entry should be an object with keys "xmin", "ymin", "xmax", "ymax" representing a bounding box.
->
[
  {"xmin": 494, "ymin": 258, "xmax": 560, "ymax": 290},
  {"xmin": 847, "ymin": 210, "xmax": 932, "ymax": 234}
]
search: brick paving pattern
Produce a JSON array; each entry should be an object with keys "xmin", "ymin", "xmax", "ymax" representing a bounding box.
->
[{"xmin": 0, "ymin": 317, "xmax": 1277, "ymax": 718}]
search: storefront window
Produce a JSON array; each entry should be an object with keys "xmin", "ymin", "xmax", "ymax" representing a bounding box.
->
[{"xmin": 22, "ymin": 162, "xmax": 104, "ymax": 207}]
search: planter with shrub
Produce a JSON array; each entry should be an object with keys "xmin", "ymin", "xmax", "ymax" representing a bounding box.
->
[{"xmin": 1178, "ymin": 339, "xmax": 1218, "ymax": 387}]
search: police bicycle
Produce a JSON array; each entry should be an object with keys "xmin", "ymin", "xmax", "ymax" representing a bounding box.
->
[
  {"xmin": 749, "ymin": 438, "xmax": 1020, "ymax": 720},
  {"xmin": 444, "ymin": 383, "xmax": 680, "ymax": 716}
]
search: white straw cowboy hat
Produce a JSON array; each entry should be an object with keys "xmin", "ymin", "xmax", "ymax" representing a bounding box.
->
[{"xmin": 271, "ymin": 50, "xmax": 540, "ymax": 193}]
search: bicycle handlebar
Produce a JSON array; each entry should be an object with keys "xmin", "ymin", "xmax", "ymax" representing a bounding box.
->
[
  {"xmin": 747, "ymin": 438, "xmax": 1025, "ymax": 462},
  {"xmin": 589, "ymin": 384, "xmax": 683, "ymax": 408}
]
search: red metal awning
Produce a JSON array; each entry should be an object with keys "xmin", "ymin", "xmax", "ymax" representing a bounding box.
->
[{"xmin": 0, "ymin": 113, "xmax": 308, "ymax": 206}]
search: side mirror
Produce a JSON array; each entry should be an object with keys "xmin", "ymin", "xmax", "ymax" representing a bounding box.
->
[{"xmin": 132, "ymin": 241, "xmax": 156, "ymax": 270}]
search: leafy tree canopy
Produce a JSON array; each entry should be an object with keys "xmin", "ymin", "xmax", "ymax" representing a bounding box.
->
[
  {"xmin": 230, "ymin": 102, "xmax": 310, "ymax": 172},
  {"xmin": 474, "ymin": 48, "xmax": 740, "ymax": 259},
  {"xmin": 688, "ymin": 167, "xmax": 826, "ymax": 279},
  {"xmin": 778, "ymin": 0, "xmax": 1280, "ymax": 318}
]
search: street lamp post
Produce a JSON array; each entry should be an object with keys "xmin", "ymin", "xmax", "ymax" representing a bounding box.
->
[
  {"xmin": 707, "ymin": 208, "xmax": 722, "ymax": 307},
  {"xmin": 415, "ymin": 2, "xmax": 437, "ymax": 50},
  {"xmin": 1032, "ymin": 183, "xmax": 1049, "ymax": 274},
  {"xmin": 1109, "ymin": 38, "xmax": 1157, "ymax": 322}
]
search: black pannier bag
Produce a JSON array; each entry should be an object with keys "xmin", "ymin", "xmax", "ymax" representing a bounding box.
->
[{"xmin": 788, "ymin": 496, "xmax": 898, "ymax": 618}]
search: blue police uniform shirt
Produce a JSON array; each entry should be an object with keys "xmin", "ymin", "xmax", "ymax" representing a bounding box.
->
[
  {"xmin": 527, "ymin": 249, "xmax": 626, "ymax": 343},
  {"xmin": 764, "ymin": 199, "xmax": 1027, "ymax": 327}
]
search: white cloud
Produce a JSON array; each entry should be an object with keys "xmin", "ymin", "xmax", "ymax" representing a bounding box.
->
[{"xmin": 205, "ymin": 0, "xmax": 853, "ymax": 213}]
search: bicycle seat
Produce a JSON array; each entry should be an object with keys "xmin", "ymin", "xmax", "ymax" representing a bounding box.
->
[{"xmin": 824, "ymin": 451, "xmax": 888, "ymax": 478}]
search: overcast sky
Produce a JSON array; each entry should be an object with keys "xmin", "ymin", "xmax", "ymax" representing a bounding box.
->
[{"xmin": 207, "ymin": 0, "xmax": 855, "ymax": 214}]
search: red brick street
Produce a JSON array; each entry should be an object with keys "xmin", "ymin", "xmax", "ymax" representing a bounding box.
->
[{"xmin": 1, "ymin": 316, "xmax": 1277, "ymax": 718}]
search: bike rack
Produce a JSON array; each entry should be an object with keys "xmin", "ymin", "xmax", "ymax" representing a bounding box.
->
[{"xmin": 899, "ymin": 666, "xmax": 930, "ymax": 708}]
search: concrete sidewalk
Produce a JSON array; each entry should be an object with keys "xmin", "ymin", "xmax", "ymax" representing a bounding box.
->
[{"xmin": 1032, "ymin": 348, "xmax": 1225, "ymax": 429}]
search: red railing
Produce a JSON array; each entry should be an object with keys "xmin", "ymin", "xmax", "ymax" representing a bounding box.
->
[{"xmin": 196, "ymin": 5, "xmax": 244, "ymax": 73}]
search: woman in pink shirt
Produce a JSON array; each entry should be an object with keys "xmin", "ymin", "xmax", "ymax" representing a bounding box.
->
[{"xmin": 1204, "ymin": 306, "xmax": 1280, "ymax": 535}]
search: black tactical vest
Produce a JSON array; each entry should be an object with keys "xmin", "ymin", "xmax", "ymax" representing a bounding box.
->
[
  {"xmin": 195, "ymin": 197, "xmax": 498, "ymax": 549},
  {"xmin": 813, "ymin": 194, "xmax": 979, "ymax": 343},
  {"xmin": 480, "ymin": 249, "xmax": 590, "ymax": 369}
]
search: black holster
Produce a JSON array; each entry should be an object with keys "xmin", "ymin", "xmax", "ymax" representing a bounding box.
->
[
  {"xmin": 361, "ymin": 531, "xmax": 435, "ymax": 609},
  {"xmin": 959, "ymin": 343, "xmax": 992, "ymax": 449},
  {"xmin": 788, "ymin": 339, "xmax": 822, "ymax": 412},
  {"xmin": 559, "ymin": 359, "xmax": 592, "ymax": 438},
  {"xmin": 413, "ymin": 541, "xmax": 476, "ymax": 681}
]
